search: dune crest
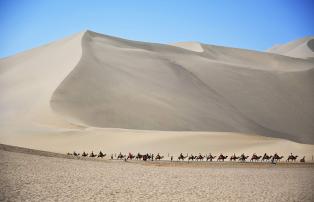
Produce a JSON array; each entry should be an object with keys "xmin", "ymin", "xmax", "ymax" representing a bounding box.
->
[
  {"xmin": 267, "ymin": 37, "xmax": 314, "ymax": 59},
  {"xmin": 172, "ymin": 41, "xmax": 204, "ymax": 52}
]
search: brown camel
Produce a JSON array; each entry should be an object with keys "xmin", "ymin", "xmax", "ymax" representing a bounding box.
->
[
  {"xmin": 89, "ymin": 151, "xmax": 97, "ymax": 157},
  {"xmin": 117, "ymin": 153, "xmax": 126, "ymax": 160},
  {"xmin": 178, "ymin": 153, "xmax": 188, "ymax": 161},
  {"xmin": 97, "ymin": 151, "xmax": 106, "ymax": 158},
  {"xmin": 239, "ymin": 154, "xmax": 249, "ymax": 162},
  {"xmin": 82, "ymin": 152, "xmax": 88, "ymax": 157},
  {"xmin": 136, "ymin": 153, "xmax": 143, "ymax": 160},
  {"xmin": 155, "ymin": 154, "xmax": 164, "ymax": 161},
  {"xmin": 196, "ymin": 154, "xmax": 205, "ymax": 161},
  {"xmin": 286, "ymin": 154, "xmax": 298, "ymax": 162},
  {"xmin": 230, "ymin": 154, "xmax": 239, "ymax": 161},
  {"xmin": 261, "ymin": 154, "xmax": 272, "ymax": 162},
  {"xmin": 217, "ymin": 154, "xmax": 228, "ymax": 162},
  {"xmin": 188, "ymin": 155, "xmax": 196, "ymax": 161},
  {"xmin": 127, "ymin": 153, "xmax": 135, "ymax": 160},
  {"xmin": 274, "ymin": 155, "xmax": 284, "ymax": 162},
  {"xmin": 142, "ymin": 153, "xmax": 152, "ymax": 161},
  {"xmin": 250, "ymin": 154, "xmax": 262, "ymax": 162},
  {"xmin": 206, "ymin": 154, "xmax": 216, "ymax": 162}
]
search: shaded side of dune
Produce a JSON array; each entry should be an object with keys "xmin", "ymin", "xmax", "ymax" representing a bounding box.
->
[
  {"xmin": 50, "ymin": 31, "xmax": 314, "ymax": 144},
  {"xmin": 0, "ymin": 144, "xmax": 68, "ymax": 159}
]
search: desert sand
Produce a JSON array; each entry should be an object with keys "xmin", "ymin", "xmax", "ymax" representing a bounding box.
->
[
  {"xmin": 1, "ymin": 147, "xmax": 313, "ymax": 202},
  {"xmin": 268, "ymin": 37, "xmax": 314, "ymax": 59},
  {"xmin": 0, "ymin": 30, "xmax": 313, "ymax": 157}
]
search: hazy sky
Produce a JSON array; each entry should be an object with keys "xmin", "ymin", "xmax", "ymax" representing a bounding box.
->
[{"xmin": 1, "ymin": 0, "xmax": 313, "ymax": 58}]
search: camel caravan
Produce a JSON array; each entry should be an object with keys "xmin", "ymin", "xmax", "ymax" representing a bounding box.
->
[{"xmin": 67, "ymin": 151, "xmax": 305, "ymax": 163}]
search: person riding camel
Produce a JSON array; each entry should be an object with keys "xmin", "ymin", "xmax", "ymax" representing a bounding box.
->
[{"xmin": 271, "ymin": 153, "xmax": 277, "ymax": 164}]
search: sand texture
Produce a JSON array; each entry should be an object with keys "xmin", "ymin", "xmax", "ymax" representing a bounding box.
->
[{"xmin": 1, "ymin": 148, "xmax": 314, "ymax": 202}]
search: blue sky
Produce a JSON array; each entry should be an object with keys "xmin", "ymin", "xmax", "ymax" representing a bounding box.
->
[{"xmin": 0, "ymin": 0, "xmax": 313, "ymax": 58}]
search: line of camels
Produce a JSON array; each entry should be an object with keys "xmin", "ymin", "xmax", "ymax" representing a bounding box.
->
[{"xmin": 67, "ymin": 151, "xmax": 306, "ymax": 163}]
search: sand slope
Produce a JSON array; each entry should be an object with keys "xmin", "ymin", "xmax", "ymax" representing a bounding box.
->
[
  {"xmin": 0, "ymin": 31, "xmax": 84, "ymax": 129},
  {"xmin": 0, "ymin": 30, "xmax": 313, "ymax": 154},
  {"xmin": 267, "ymin": 37, "xmax": 314, "ymax": 59},
  {"xmin": 50, "ymin": 31, "xmax": 313, "ymax": 143}
]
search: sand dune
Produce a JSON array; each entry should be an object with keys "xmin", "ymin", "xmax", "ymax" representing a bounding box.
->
[
  {"xmin": 0, "ymin": 30, "xmax": 313, "ymax": 155},
  {"xmin": 268, "ymin": 37, "xmax": 314, "ymax": 59}
]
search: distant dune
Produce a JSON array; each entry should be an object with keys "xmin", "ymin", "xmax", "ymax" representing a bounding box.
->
[
  {"xmin": 0, "ymin": 30, "xmax": 313, "ymax": 154},
  {"xmin": 267, "ymin": 37, "xmax": 314, "ymax": 59}
]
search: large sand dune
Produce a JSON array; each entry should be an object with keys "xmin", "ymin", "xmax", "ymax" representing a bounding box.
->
[{"xmin": 0, "ymin": 30, "xmax": 313, "ymax": 155}]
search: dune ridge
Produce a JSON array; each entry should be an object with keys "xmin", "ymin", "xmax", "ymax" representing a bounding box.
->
[
  {"xmin": 267, "ymin": 37, "xmax": 314, "ymax": 59},
  {"xmin": 172, "ymin": 41, "xmax": 204, "ymax": 52}
]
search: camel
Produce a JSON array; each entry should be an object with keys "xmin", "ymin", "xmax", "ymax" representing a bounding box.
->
[
  {"xmin": 188, "ymin": 155, "xmax": 196, "ymax": 161},
  {"xmin": 300, "ymin": 156, "xmax": 305, "ymax": 163},
  {"xmin": 274, "ymin": 155, "xmax": 284, "ymax": 162},
  {"xmin": 127, "ymin": 153, "xmax": 135, "ymax": 160},
  {"xmin": 82, "ymin": 152, "xmax": 88, "ymax": 157},
  {"xmin": 286, "ymin": 154, "xmax": 298, "ymax": 162},
  {"xmin": 178, "ymin": 153, "xmax": 188, "ymax": 161},
  {"xmin": 136, "ymin": 153, "xmax": 143, "ymax": 160},
  {"xmin": 261, "ymin": 153, "xmax": 272, "ymax": 162},
  {"xmin": 97, "ymin": 151, "xmax": 106, "ymax": 158},
  {"xmin": 250, "ymin": 154, "xmax": 262, "ymax": 162},
  {"xmin": 89, "ymin": 151, "xmax": 97, "ymax": 157},
  {"xmin": 142, "ymin": 153, "xmax": 152, "ymax": 161},
  {"xmin": 73, "ymin": 152, "xmax": 80, "ymax": 156},
  {"xmin": 67, "ymin": 152, "xmax": 72, "ymax": 155},
  {"xmin": 206, "ymin": 154, "xmax": 216, "ymax": 162},
  {"xmin": 155, "ymin": 154, "xmax": 164, "ymax": 161},
  {"xmin": 217, "ymin": 154, "xmax": 228, "ymax": 162},
  {"xmin": 239, "ymin": 154, "xmax": 249, "ymax": 162},
  {"xmin": 196, "ymin": 154, "xmax": 205, "ymax": 161},
  {"xmin": 230, "ymin": 154, "xmax": 239, "ymax": 161},
  {"xmin": 117, "ymin": 153, "xmax": 126, "ymax": 160}
]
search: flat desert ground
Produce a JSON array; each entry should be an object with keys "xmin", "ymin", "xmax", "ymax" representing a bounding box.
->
[{"xmin": 1, "ymin": 146, "xmax": 313, "ymax": 202}]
